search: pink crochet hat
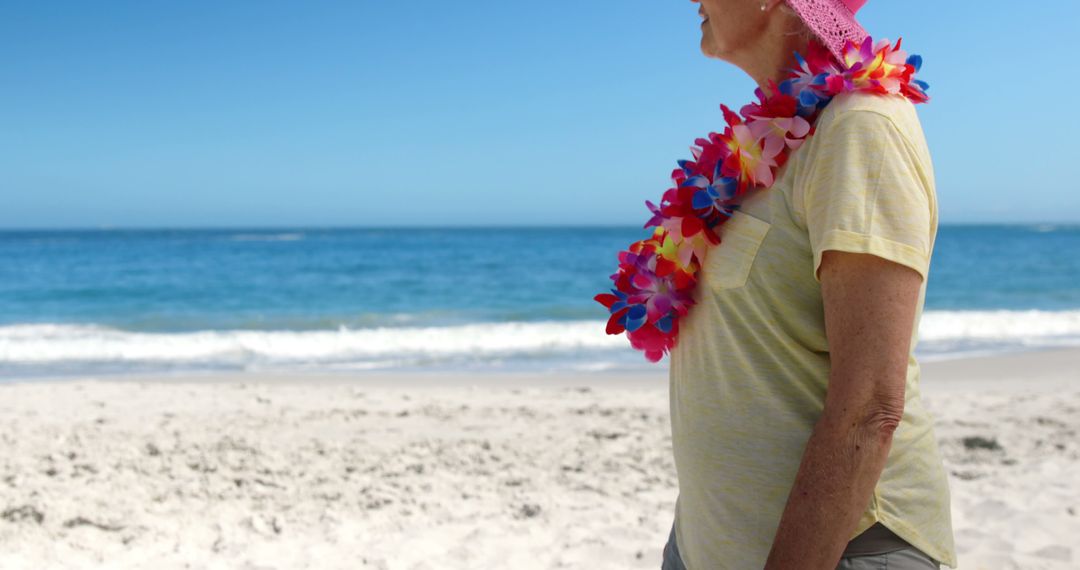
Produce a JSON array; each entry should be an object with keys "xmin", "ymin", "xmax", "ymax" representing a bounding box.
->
[{"xmin": 784, "ymin": 0, "xmax": 869, "ymax": 61}]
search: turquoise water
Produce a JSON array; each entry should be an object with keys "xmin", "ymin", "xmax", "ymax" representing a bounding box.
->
[{"xmin": 1, "ymin": 224, "xmax": 1079, "ymax": 377}]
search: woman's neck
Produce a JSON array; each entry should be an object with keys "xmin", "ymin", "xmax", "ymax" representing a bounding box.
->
[{"xmin": 739, "ymin": 11, "xmax": 812, "ymax": 93}]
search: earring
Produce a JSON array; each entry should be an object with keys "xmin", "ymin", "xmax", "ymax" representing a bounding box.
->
[{"xmin": 760, "ymin": 3, "xmax": 767, "ymax": 11}]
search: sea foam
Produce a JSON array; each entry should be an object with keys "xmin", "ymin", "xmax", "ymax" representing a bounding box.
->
[{"xmin": 2, "ymin": 310, "xmax": 1080, "ymax": 376}]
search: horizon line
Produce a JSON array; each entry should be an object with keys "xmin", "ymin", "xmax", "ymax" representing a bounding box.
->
[{"xmin": 2, "ymin": 221, "xmax": 1080, "ymax": 232}]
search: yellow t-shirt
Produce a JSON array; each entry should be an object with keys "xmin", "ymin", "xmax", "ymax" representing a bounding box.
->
[{"xmin": 668, "ymin": 91, "xmax": 956, "ymax": 569}]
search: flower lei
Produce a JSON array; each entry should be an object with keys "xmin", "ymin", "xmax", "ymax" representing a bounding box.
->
[{"xmin": 595, "ymin": 37, "xmax": 929, "ymax": 362}]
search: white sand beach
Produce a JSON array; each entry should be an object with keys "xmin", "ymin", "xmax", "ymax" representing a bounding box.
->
[{"xmin": 1, "ymin": 349, "xmax": 1078, "ymax": 570}]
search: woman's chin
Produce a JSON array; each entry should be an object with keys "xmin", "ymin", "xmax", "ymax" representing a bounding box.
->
[
  {"xmin": 699, "ymin": 33, "xmax": 735, "ymax": 60},
  {"xmin": 700, "ymin": 39, "xmax": 720, "ymax": 59},
  {"xmin": 698, "ymin": 28, "xmax": 724, "ymax": 59}
]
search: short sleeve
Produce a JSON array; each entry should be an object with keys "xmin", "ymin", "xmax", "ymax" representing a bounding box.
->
[{"xmin": 803, "ymin": 108, "xmax": 934, "ymax": 284}]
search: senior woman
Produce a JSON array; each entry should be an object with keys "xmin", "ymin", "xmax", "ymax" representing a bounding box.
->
[{"xmin": 603, "ymin": 0, "xmax": 957, "ymax": 568}]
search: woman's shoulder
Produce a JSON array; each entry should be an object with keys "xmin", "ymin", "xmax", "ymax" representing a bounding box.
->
[
  {"xmin": 819, "ymin": 90, "xmax": 920, "ymax": 121},
  {"xmin": 813, "ymin": 91, "xmax": 929, "ymax": 155}
]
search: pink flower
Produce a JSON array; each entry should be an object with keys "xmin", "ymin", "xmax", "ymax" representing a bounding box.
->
[
  {"xmin": 748, "ymin": 115, "xmax": 812, "ymax": 152},
  {"xmin": 726, "ymin": 123, "xmax": 783, "ymax": 188}
]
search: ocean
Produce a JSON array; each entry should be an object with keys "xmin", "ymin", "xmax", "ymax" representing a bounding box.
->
[{"xmin": 2, "ymin": 225, "xmax": 1079, "ymax": 379}]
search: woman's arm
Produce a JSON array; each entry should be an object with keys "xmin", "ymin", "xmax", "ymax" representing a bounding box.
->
[{"xmin": 763, "ymin": 249, "xmax": 922, "ymax": 570}]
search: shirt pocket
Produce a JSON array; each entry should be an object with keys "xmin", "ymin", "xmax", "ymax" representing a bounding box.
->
[{"xmin": 703, "ymin": 209, "xmax": 772, "ymax": 291}]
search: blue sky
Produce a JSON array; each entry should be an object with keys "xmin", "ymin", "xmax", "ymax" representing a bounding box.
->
[{"xmin": 2, "ymin": 1, "xmax": 1077, "ymax": 228}]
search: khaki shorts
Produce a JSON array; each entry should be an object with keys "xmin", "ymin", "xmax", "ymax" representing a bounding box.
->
[{"xmin": 661, "ymin": 522, "xmax": 941, "ymax": 570}]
